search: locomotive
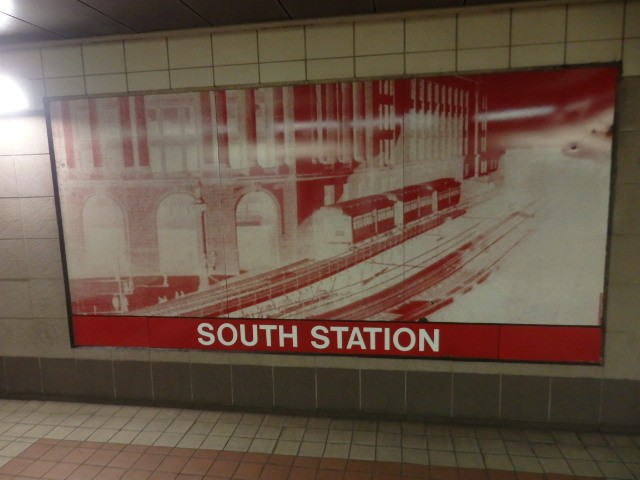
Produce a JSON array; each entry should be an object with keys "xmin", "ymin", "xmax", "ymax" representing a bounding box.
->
[{"xmin": 314, "ymin": 177, "xmax": 462, "ymax": 248}]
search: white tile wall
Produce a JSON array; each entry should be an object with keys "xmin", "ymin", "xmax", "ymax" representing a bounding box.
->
[
  {"xmin": 566, "ymin": 39, "xmax": 622, "ymax": 64},
  {"xmin": 42, "ymin": 46, "xmax": 83, "ymax": 78},
  {"xmin": 457, "ymin": 47, "xmax": 509, "ymax": 71},
  {"xmin": 623, "ymin": 38, "xmax": 640, "ymax": 75},
  {"xmin": 82, "ymin": 42, "xmax": 125, "ymax": 75},
  {"xmin": 355, "ymin": 21, "xmax": 404, "ymax": 56},
  {"xmin": 355, "ymin": 54, "xmax": 404, "ymax": 77},
  {"xmin": 214, "ymin": 64, "xmax": 260, "ymax": 86},
  {"xmin": 127, "ymin": 71, "xmax": 170, "ymax": 92},
  {"xmin": 511, "ymin": 6, "xmax": 566, "ymax": 45},
  {"xmin": 124, "ymin": 39, "xmax": 169, "ymax": 72},
  {"xmin": 14, "ymin": 154, "xmax": 54, "ymax": 197},
  {"xmin": 170, "ymin": 68, "xmax": 214, "ymax": 89},
  {"xmin": 306, "ymin": 58, "xmax": 354, "ymax": 80},
  {"xmin": 406, "ymin": 16, "xmax": 456, "ymax": 52},
  {"xmin": 0, "ymin": 0, "xmax": 637, "ymax": 374},
  {"xmin": 405, "ymin": 51, "xmax": 456, "ymax": 74},
  {"xmin": 29, "ymin": 279, "xmax": 67, "ymax": 319},
  {"xmin": 511, "ymin": 44, "xmax": 565, "ymax": 68},
  {"xmin": 25, "ymin": 238, "xmax": 63, "ymax": 279},
  {"xmin": 625, "ymin": 0, "xmax": 640, "ymax": 37},
  {"xmin": 567, "ymin": 2, "xmax": 624, "ymax": 41},
  {"xmin": 212, "ymin": 31, "xmax": 258, "ymax": 66},
  {"xmin": 2, "ymin": 49, "xmax": 43, "ymax": 79},
  {"xmin": 0, "ymin": 156, "xmax": 18, "ymax": 196},
  {"xmin": 0, "ymin": 239, "xmax": 27, "ymax": 280},
  {"xmin": 19, "ymin": 197, "xmax": 58, "ymax": 239},
  {"xmin": 10, "ymin": 117, "xmax": 49, "ymax": 155},
  {"xmin": 258, "ymin": 27, "xmax": 305, "ymax": 62},
  {"xmin": 85, "ymin": 74, "xmax": 128, "ymax": 95},
  {"xmin": 23, "ymin": 79, "xmax": 46, "ymax": 111},
  {"xmin": 45, "ymin": 76, "xmax": 86, "ymax": 97},
  {"xmin": 458, "ymin": 11, "xmax": 510, "ymax": 49},
  {"xmin": 0, "ymin": 281, "xmax": 32, "ymax": 318},
  {"xmin": 0, "ymin": 198, "xmax": 22, "ymax": 239},
  {"xmin": 168, "ymin": 35, "xmax": 213, "ymax": 69},
  {"xmin": 260, "ymin": 61, "xmax": 305, "ymax": 83},
  {"xmin": 306, "ymin": 24, "xmax": 354, "ymax": 59}
]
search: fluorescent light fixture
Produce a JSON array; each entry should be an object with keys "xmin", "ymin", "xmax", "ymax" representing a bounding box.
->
[
  {"xmin": 0, "ymin": 75, "xmax": 29, "ymax": 114},
  {"xmin": 0, "ymin": 0, "xmax": 14, "ymax": 29},
  {"xmin": 476, "ymin": 106, "xmax": 556, "ymax": 122}
]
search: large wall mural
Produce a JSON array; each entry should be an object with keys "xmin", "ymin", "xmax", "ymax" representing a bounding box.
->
[{"xmin": 48, "ymin": 65, "xmax": 618, "ymax": 362}]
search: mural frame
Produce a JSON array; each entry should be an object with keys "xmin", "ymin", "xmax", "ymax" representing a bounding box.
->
[{"xmin": 47, "ymin": 64, "xmax": 620, "ymax": 364}]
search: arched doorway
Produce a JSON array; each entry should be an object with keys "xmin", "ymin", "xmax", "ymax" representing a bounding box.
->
[
  {"xmin": 236, "ymin": 191, "xmax": 280, "ymax": 272},
  {"xmin": 156, "ymin": 193, "xmax": 202, "ymax": 276},
  {"xmin": 82, "ymin": 195, "xmax": 128, "ymax": 278}
]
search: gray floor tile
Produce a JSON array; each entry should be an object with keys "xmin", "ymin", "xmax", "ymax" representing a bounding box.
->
[
  {"xmin": 559, "ymin": 443, "xmax": 592, "ymax": 460},
  {"xmin": 376, "ymin": 446, "xmax": 401, "ymax": 462},
  {"xmin": 273, "ymin": 439, "xmax": 300, "ymax": 455},
  {"xmin": 349, "ymin": 444, "xmax": 375, "ymax": 461},
  {"xmin": 454, "ymin": 437, "xmax": 480, "ymax": 452},
  {"xmin": 403, "ymin": 448, "xmax": 429, "ymax": 465},
  {"xmin": 303, "ymin": 428, "xmax": 328, "ymax": 443},
  {"xmin": 352, "ymin": 431, "xmax": 376, "ymax": 446},
  {"xmin": 429, "ymin": 450, "xmax": 456, "ymax": 467},
  {"xmin": 200, "ymin": 435, "xmax": 229, "ymax": 449},
  {"xmin": 377, "ymin": 432, "xmax": 401, "ymax": 447},
  {"xmin": 479, "ymin": 438, "xmax": 507, "ymax": 455},
  {"xmin": 456, "ymin": 452, "xmax": 484, "ymax": 468},
  {"xmin": 298, "ymin": 441, "xmax": 325, "ymax": 457},
  {"xmin": 402, "ymin": 434, "xmax": 427, "ymax": 449},
  {"xmin": 525, "ymin": 430, "xmax": 555, "ymax": 443},
  {"xmin": 505, "ymin": 441, "xmax": 534, "ymax": 456},
  {"xmin": 588, "ymin": 445, "xmax": 620, "ymax": 461},
  {"xmin": 248, "ymin": 438, "xmax": 276, "ymax": 453},
  {"xmin": 280, "ymin": 426, "xmax": 305, "ymax": 441},
  {"xmin": 579, "ymin": 432, "xmax": 609, "ymax": 446},
  {"xmin": 226, "ymin": 436, "xmax": 252, "ymax": 452},
  {"xmin": 326, "ymin": 429, "xmax": 351, "ymax": 444},
  {"xmin": 323, "ymin": 442, "xmax": 350, "ymax": 459},
  {"xmin": 531, "ymin": 443, "xmax": 563, "ymax": 458},
  {"xmin": 484, "ymin": 454, "xmax": 513, "ymax": 471},
  {"xmin": 428, "ymin": 435, "xmax": 454, "ymax": 451},
  {"xmin": 538, "ymin": 457, "xmax": 572, "ymax": 474},
  {"xmin": 568, "ymin": 458, "xmax": 603, "ymax": 477},
  {"xmin": 510, "ymin": 455, "xmax": 543, "ymax": 473},
  {"xmin": 255, "ymin": 426, "xmax": 282, "ymax": 440},
  {"xmin": 597, "ymin": 461, "xmax": 635, "ymax": 479}
]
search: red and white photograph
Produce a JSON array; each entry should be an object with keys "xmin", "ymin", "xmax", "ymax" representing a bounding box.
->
[{"xmin": 48, "ymin": 66, "xmax": 618, "ymax": 362}]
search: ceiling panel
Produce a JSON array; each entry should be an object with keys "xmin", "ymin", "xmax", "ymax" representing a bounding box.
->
[
  {"xmin": 80, "ymin": 0, "xmax": 211, "ymax": 33},
  {"xmin": 183, "ymin": 0, "xmax": 290, "ymax": 26},
  {"xmin": 0, "ymin": 0, "xmax": 133, "ymax": 38},
  {"xmin": 375, "ymin": 0, "xmax": 464, "ymax": 12},
  {"xmin": 0, "ymin": 13, "xmax": 62, "ymax": 44},
  {"xmin": 280, "ymin": 0, "xmax": 373, "ymax": 19}
]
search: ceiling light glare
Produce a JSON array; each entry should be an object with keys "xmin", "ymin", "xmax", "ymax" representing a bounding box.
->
[
  {"xmin": 0, "ymin": 75, "xmax": 29, "ymax": 114},
  {"xmin": 0, "ymin": 0, "xmax": 14, "ymax": 29}
]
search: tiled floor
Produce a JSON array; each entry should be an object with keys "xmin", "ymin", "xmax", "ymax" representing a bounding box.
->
[{"xmin": 0, "ymin": 400, "xmax": 637, "ymax": 479}]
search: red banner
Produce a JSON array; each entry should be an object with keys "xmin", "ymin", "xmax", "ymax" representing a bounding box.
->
[{"xmin": 73, "ymin": 315, "xmax": 602, "ymax": 363}]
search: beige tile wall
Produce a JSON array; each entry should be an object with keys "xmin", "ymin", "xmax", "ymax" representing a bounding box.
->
[{"xmin": 0, "ymin": 0, "xmax": 638, "ymax": 379}]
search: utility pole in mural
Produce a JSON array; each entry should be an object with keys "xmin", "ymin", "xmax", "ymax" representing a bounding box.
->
[{"xmin": 49, "ymin": 66, "xmax": 617, "ymax": 361}]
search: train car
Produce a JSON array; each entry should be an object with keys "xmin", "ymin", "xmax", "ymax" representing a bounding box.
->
[
  {"xmin": 385, "ymin": 183, "xmax": 435, "ymax": 226},
  {"xmin": 430, "ymin": 177, "xmax": 461, "ymax": 210},
  {"xmin": 314, "ymin": 194, "xmax": 396, "ymax": 246}
]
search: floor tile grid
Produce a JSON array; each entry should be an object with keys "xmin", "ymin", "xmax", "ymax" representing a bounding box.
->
[
  {"xmin": 0, "ymin": 400, "xmax": 637, "ymax": 478},
  {"xmin": 0, "ymin": 438, "xmax": 608, "ymax": 480}
]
